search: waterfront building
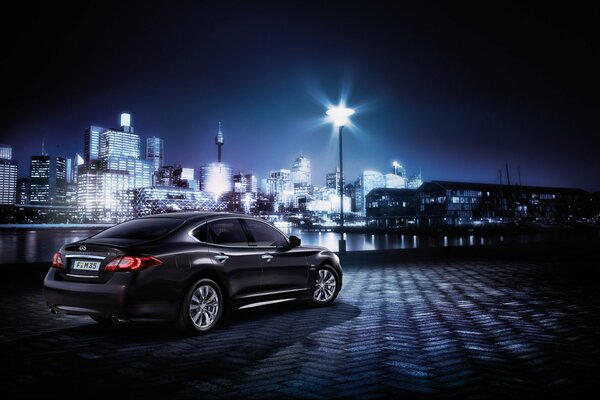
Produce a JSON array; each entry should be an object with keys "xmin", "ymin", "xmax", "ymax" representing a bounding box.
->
[
  {"xmin": 365, "ymin": 180, "xmax": 595, "ymax": 228},
  {"xmin": 365, "ymin": 188, "xmax": 419, "ymax": 228}
]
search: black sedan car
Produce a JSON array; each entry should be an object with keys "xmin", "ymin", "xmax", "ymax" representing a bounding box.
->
[{"xmin": 44, "ymin": 212, "xmax": 342, "ymax": 333}]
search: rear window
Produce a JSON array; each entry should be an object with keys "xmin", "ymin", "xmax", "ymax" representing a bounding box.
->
[{"xmin": 92, "ymin": 218, "xmax": 184, "ymax": 240}]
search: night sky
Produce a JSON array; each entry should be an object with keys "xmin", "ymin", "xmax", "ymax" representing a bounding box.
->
[{"xmin": 1, "ymin": 1, "xmax": 598, "ymax": 191}]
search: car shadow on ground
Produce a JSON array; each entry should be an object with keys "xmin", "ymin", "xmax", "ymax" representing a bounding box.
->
[{"xmin": 1, "ymin": 301, "xmax": 360, "ymax": 398}]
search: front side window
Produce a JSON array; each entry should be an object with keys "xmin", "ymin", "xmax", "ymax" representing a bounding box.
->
[
  {"xmin": 206, "ymin": 219, "xmax": 249, "ymax": 246},
  {"xmin": 243, "ymin": 219, "xmax": 288, "ymax": 247}
]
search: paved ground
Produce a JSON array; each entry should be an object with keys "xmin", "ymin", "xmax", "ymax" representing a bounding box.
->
[{"xmin": 1, "ymin": 255, "xmax": 599, "ymax": 399}]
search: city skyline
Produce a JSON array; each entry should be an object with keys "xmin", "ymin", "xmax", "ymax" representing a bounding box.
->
[{"xmin": 1, "ymin": 2, "xmax": 598, "ymax": 191}]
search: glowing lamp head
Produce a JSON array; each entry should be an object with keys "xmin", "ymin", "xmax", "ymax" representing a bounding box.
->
[{"xmin": 326, "ymin": 105, "xmax": 355, "ymax": 127}]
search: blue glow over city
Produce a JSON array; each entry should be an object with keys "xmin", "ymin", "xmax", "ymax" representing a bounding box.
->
[{"xmin": 0, "ymin": 2, "xmax": 598, "ymax": 194}]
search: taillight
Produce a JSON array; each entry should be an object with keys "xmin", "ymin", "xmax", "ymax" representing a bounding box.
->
[
  {"xmin": 51, "ymin": 252, "xmax": 63, "ymax": 269},
  {"xmin": 104, "ymin": 256, "xmax": 162, "ymax": 272}
]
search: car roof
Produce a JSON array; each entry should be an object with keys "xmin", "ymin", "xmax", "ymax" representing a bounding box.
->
[{"xmin": 138, "ymin": 211, "xmax": 264, "ymax": 224}]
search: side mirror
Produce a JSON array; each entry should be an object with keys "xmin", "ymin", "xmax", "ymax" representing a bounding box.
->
[{"xmin": 289, "ymin": 235, "xmax": 301, "ymax": 248}]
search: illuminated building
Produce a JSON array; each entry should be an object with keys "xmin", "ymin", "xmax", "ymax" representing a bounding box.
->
[
  {"xmin": 0, "ymin": 144, "xmax": 12, "ymax": 160},
  {"xmin": 365, "ymin": 181, "xmax": 595, "ymax": 228},
  {"xmin": 146, "ymin": 136, "xmax": 164, "ymax": 172},
  {"xmin": 199, "ymin": 123, "xmax": 232, "ymax": 197},
  {"xmin": 326, "ymin": 168, "xmax": 341, "ymax": 192},
  {"xmin": 100, "ymin": 130, "xmax": 140, "ymax": 159},
  {"xmin": 291, "ymin": 155, "xmax": 312, "ymax": 208},
  {"xmin": 233, "ymin": 172, "xmax": 257, "ymax": 193},
  {"xmin": 384, "ymin": 173, "xmax": 406, "ymax": 189},
  {"xmin": 231, "ymin": 172, "xmax": 258, "ymax": 214},
  {"xmin": 16, "ymin": 178, "xmax": 29, "ymax": 205},
  {"xmin": 131, "ymin": 187, "xmax": 227, "ymax": 217},
  {"xmin": 267, "ymin": 169, "xmax": 294, "ymax": 211},
  {"xmin": 199, "ymin": 163, "xmax": 232, "ymax": 196},
  {"xmin": 357, "ymin": 170, "xmax": 385, "ymax": 215},
  {"xmin": 84, "ymin": 125, "xmax": 104, "ymax": 163},
  {"xmin": 28, "ymin": 155, "xmax": 66, "ymax": 205},
  {"xmin": 120, "ymin": 112, "xmax": 133, "ymax": 133},
  {"xmin": 77, "ymin": 113, "xmax": 153, "ymax": 222},
  {"xmin": 291, "ymin": 155, "xmax": 311, "ymax": 186},
  {"xmin": 407, "ymin": 172, "xmax": 423, "ymax": 189},
  {"xmin": 156, "ymin": 165, "xmax": 198, "ymax": 190},
  {"xmin": 0, "ymin": 158, "xmax": 17, "ymax": 205}
]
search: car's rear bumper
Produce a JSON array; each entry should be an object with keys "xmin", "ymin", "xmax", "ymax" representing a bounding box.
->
[{"xmin": 43, "ymin": 268, "xmax": 177, "ymax": 320}]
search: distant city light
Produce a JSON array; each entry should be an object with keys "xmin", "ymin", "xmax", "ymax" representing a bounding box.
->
[
  {"xmin": 180, "ymin": 168, "xmax": 194, "ymax": 180},
  {"xmin": 326, "ymin": 105, "xmax": 355, "ymax": 127}
]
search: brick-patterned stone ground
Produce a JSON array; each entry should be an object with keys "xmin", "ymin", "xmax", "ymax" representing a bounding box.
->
[{"xmin": 1, "ymin": 258, "xmax": 599, "ymax": 398}]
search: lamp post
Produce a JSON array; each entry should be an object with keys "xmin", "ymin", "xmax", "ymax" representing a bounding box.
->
[{"xmin": 326, "ymin": 105, "xmax": 355, "ymax": 253}]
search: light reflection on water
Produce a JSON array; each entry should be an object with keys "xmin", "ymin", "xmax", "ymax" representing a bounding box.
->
[{"xmin": 0, "ymin": 227, "xmax": 595, "ymax": 264}]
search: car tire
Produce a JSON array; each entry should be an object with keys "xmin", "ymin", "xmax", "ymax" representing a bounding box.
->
[
  {"xmin": 177, "ymin": 278, "xmax": 223, "ymax": 334},
  {"xmin": 309, "ymin": 265, "xmax": 340, "ymax": 306}
]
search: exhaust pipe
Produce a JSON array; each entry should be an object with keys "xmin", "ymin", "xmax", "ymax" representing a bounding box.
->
[
  {"xmin": 50, "ymin": 307, "xmax": 58, "ymax": 315},
  {"xmin": 111, "ymin": 315, "xmax": 127, "ymax": 324}
]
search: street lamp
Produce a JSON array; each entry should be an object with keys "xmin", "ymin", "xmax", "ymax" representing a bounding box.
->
[{"xmin": 326, "ymin": 104, "xmax": 355, "ymax": 253}]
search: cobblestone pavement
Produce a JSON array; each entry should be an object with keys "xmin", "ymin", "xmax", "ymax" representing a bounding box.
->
[{"xmin": 1, "ymin": 258, "xmax": 599, "ymax": 399}]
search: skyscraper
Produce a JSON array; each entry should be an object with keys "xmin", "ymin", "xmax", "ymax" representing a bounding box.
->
[
  {"xmin": 291, "ymin": 155, "xmax": 312, "ymax": 208},
  {"xmin": 28, "ymin": 155, "xmax": 66, "ymax": 205},
  {"xmin": 146, "ymin": 136, "xmax": 164, "ymax": 172},
  {"xmin": 0, "ymin": 144, "xmax": 13, "ymax": 160},
  {"xmin": 291, "ymin": 155, "xmax": 311, "ymax": 186},
  {"xmin": 267, "ymin": 169, "xmax": 294, "ymax": 211},
  {"xmin": 0, "ymin": 146, "xmax": 17, "ymax": 205},
  {"xmin": 77, "ymin": 113, "xmax": 153, "ymax": 222},
  {"xmin": 326, "ymin": 168, "xmax": 341, "ymax": 192},
  {"xmin": 84, "ymin": 125, "xmax": 104, "ymax": 163}
]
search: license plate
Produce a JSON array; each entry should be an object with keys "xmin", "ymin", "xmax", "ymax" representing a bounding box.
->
[{"xmin": 72, "ymin": 260, "xmax": 101, "ymax": 271}]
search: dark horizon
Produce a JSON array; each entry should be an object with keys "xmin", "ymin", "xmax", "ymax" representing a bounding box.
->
[{"xmin": 1, "ymin": 1, "xmax": 598, "ymax": 191}]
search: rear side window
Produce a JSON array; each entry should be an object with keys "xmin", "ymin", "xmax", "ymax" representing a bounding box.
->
[
  {"xmin": 206, "ymin": 219, "xmax": 249, "ymax": 246},
  {"xmin": 243, "ymin": 219, "xmax": 288, "ymax": 247},
  {"xmin": 93, "ymin": 218, "xmax": 184, "ymax": 240}
]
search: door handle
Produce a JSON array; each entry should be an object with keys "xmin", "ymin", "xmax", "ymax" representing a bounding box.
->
[
  {"xmin": 261, "ymin": 253, "xmax": 273, "ymax": 262},
  {"xmin": 214, "ymin": 254, "xmax": 229, "ymax": 262}
]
